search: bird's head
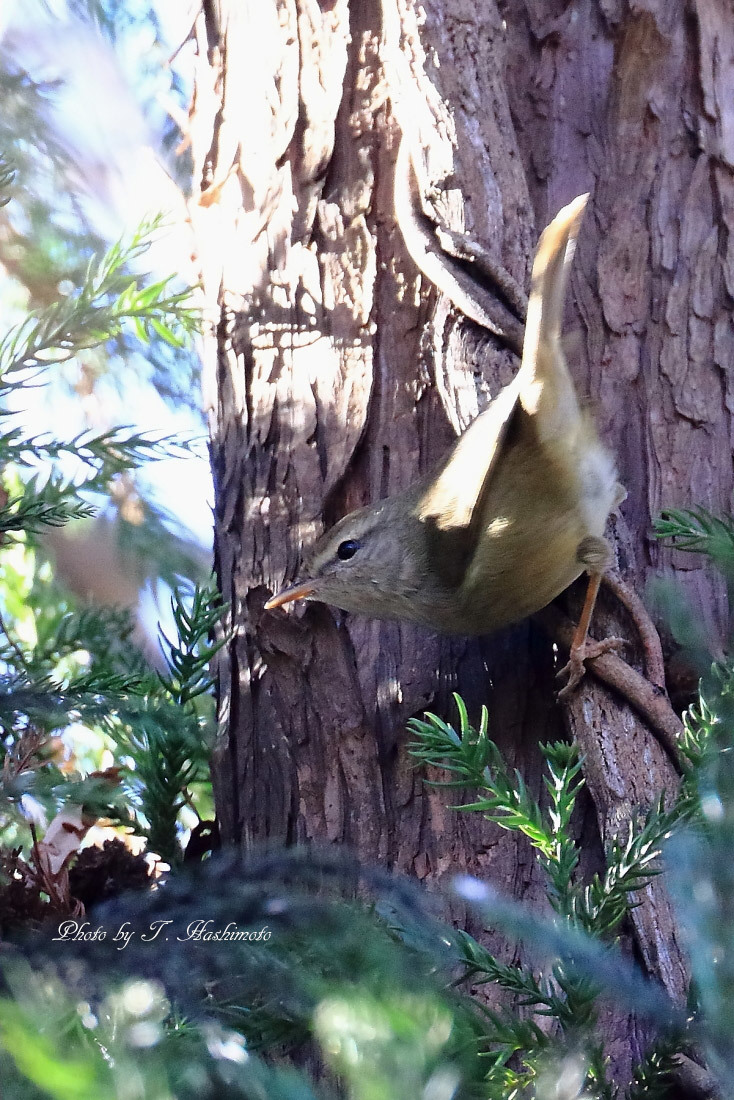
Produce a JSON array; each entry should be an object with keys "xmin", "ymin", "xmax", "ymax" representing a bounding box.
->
[{"xmin": 264, "ymin": 496, "xmax": 431, "ymax": 621}]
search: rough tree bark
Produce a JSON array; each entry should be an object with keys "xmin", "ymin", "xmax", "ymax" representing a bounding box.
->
[{"xmin": 187, "ymin": 0, "xmax": 734, "ymax": 1078}]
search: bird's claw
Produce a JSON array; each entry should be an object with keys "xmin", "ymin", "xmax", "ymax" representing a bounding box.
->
[{"xmin": 556, "ymin": 637, "xmax": 626, "ymax": 700}]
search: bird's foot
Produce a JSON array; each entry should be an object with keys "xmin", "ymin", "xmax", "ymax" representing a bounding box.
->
[{"xmin": 556, "ymin": 637, "xmax": 626, "ymax": 699}]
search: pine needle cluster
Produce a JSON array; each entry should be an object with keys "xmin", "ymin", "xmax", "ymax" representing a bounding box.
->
[{"xmin": 0, "ymin": 157, "xmax": 223, "ymax": 887}]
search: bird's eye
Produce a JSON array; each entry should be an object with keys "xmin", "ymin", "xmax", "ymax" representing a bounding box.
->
[{"xmin": 337, "ymin": 539, "xmax": 360, "ymax": 561}]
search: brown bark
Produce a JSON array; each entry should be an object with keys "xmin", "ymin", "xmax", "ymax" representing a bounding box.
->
[{"xmin": 188, "ymin": 0, "xmax": 734, "ymax": 1078}]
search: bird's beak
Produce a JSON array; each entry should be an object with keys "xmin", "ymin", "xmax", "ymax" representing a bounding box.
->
[{"xmin": 264, "ymin": 580, "xmax": 316, "ymax": 610}]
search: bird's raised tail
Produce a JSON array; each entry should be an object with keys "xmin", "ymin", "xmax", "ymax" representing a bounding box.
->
[{"xmin": 518, "ymin": 193, "xmax": 589, "ymax": 444}]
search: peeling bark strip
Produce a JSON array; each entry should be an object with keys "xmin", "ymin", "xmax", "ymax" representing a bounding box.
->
[{"xmin": 190, "ymin": 0, "xmax": 734, "ymax": 1078}]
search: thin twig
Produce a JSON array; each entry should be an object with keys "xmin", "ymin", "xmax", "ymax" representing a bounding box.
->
[
  {"xmin": 535, "ymin": 604, "xmax": 684, "ymax": 770},
  {"xmin": 602, "ymin": 572, "xmax": 666, "ymax": 689}
]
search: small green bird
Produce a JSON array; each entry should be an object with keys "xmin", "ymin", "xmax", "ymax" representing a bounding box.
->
[{"xmin": 266, "ymin": 195, "xmax": 624, "ymax": 691}]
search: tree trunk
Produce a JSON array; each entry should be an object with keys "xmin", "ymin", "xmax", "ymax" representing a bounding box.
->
[{"xmin": 188, "ymin": 0, "xmax": 734, "ymax": 1079}]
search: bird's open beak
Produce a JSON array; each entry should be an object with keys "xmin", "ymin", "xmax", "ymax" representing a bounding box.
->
[{"xmin": 264, "ymin": 580, "xmax": 316, "ymax": 610}]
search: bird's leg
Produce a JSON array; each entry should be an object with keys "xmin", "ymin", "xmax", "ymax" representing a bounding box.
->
[
  {"xmin": 556, "ymin": 536, "xmax": 625, "ymax": 698},
  {"xmin": 556, "ymin": 571, "xmax": 626, "ymax": 698}
]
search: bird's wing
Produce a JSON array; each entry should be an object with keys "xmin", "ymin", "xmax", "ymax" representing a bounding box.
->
[
  {"xmin": 415, "ymin": 376, "xmax": 522, "ymax": 587},
  {"xmin": 414, "ymin": 194, "xmax": 591, "ymax": 589}
]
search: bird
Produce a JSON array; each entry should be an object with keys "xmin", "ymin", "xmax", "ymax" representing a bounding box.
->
[{"xmin": 265, "ymin": 194, "xmax": 625, "ymax": 693}]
